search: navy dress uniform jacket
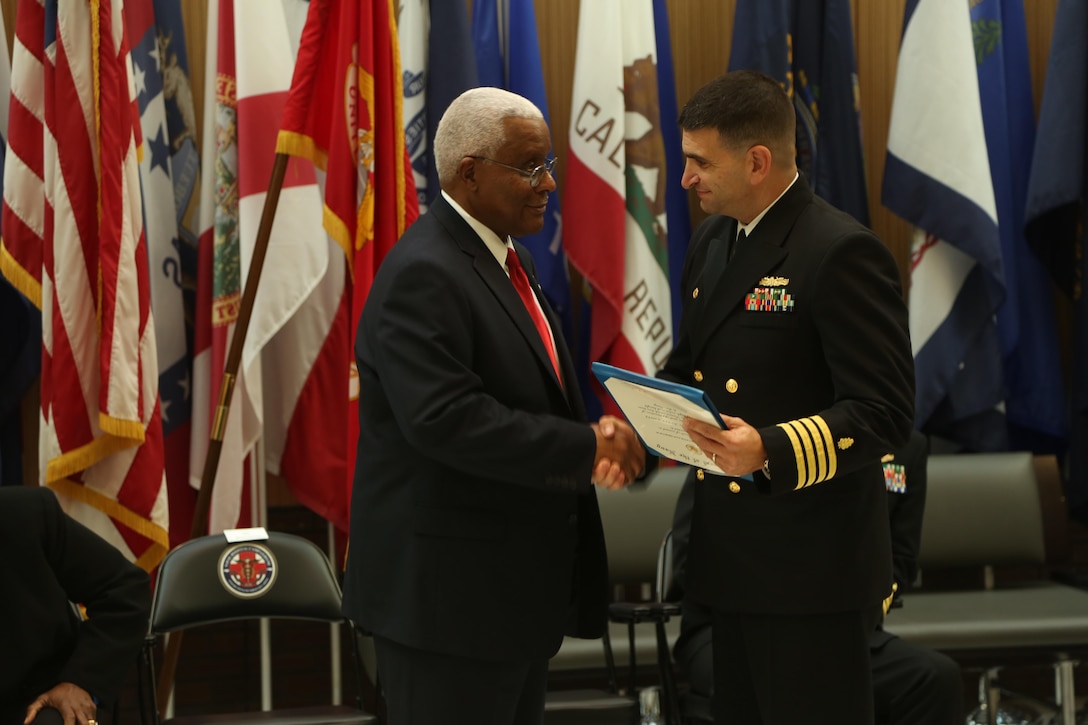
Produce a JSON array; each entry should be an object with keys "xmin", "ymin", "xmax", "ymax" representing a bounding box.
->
[
  {"xmin": 342, "ymin": 194, "xmax": 608, "ymax": 662},
  {"xmin": 0, "ymin": 487, "xmax": 151, "ymax": 721},
  {"xmin": 659, "ymin": 177, "xmax": 915, "ymax": 615}
]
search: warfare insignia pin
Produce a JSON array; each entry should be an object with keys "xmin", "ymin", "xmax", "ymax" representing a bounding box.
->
[
  {"xmin": 219, "ymin": 543, "xmax": 278, "ymax": 599},
  {"xmin": 758, "ymin": 276, "xmax": 789, "ymax": 286},
  {"xmin": 881, "ymin": 453, "xmax": 895, "ymax": 463},
  {"xmin": 837, "ymin": 437, "xmax": 854, "ymax": 450}
]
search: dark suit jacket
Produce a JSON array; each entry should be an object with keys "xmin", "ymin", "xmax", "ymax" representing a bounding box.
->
[
  {"xmin": 659, "ymin": 177, "xmax": 914, "ymax": 615},
  {"xmin": 0, "ymin": 487, "xmax": 151, "ymax": 720},
  {"xmin": 342, "ymin": 194, "xmax": 608, "ymax": 662}
]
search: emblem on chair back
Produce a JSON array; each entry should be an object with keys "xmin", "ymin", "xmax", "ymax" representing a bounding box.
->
[{"xmin": 218, "ymin": 543, "xmax": 278, "ymax": 598}]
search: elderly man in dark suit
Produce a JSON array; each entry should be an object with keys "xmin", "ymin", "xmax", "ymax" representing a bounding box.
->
[
  {"xmin": 1, "ymin": 486, "xmax": 151, "ymax": 725},
  {"xmin": 341, "ymin": 86, "xmax": 645, "ymax": 725},
  {"xmin": 662, "ymin": 70, "xmax": 915, "ymax": 724}
]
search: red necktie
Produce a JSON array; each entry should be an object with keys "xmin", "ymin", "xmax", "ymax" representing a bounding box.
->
[{"xmin": 506, "ymin": 248, "xmax": 563, "ymax": 385}]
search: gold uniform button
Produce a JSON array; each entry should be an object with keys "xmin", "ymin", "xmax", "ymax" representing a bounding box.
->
[
  {"xmin": 725, "ymin": 378, "xmax": 739, "ymax": 393},
  {"xmin": 692, "ymin": 287, "xmax": 700, "ymax": 299},
  {"xmin": 729, "ymin": 481, "xmax": 741, "ymax": 494},
  {"xmin": 696, "ymin": 469, "xmax": 705, "ymax": 481},
  {"xmin": 693, "ymin": 370, "xmax": 704, "ymax": 382}
]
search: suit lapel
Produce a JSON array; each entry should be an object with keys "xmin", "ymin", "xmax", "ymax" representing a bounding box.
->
[
  {"xmin": 690, "ymin": 179, "xmax": 812, "ymax": 359},
  {"xmin": 431, "ymin": 198, "xmax": 569, "ymax": 398}
]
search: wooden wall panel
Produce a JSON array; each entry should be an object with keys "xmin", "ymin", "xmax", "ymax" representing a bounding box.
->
[
  {"xmin": 181, "ymin": 0, "xmax": 208, "ymax": 153},
  {"xmin": 1026, "ymin": 0, "xmax": 1060, "ymax": 112},
  {"xmin": 856, "ymin": 0, "xmax": 910, "ymax": 281}
]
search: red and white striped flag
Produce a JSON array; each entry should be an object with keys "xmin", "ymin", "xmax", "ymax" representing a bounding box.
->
[
  {"xmin": 564, "ymin": 0, "xmax": 675, "ymax": 413},
  {"xmin": 275, "ymin": 0, "xmax": 418, "ymax": 532},
  {"xmin": 1, "ymin": 0, "xmax": 169, "ymax": 569},
  {"xmin": 1, "ymin": 0, "xmax": 44, "ymax": 300},
  {"xmin": 189, "ymin": 0, "xmax": 326, "ymax": 533}
]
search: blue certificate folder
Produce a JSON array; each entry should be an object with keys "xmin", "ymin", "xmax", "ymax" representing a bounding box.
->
[{"xmin": 591, "ymin": 362, "xmax": 751, "ymax": 479}]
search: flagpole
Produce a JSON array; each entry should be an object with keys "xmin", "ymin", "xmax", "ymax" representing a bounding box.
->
[{"xmin": 156, "ymin": 152, "xmax": 291, "ymax": 711}]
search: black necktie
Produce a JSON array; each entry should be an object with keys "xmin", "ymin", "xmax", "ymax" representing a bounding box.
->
[{"xmin": 729, "ymin": 229, "xmax": 747, "ymax": 262}]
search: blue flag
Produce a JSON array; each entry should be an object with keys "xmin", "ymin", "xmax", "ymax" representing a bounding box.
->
[
  {"xmin": 883, "ymin": 0, "xmax": 1007, "ymax": 450},
  {"xmin": 401, "ymin": 0, "xmax": 478, "ymax": 210},
  {"xmin": 728, "ymin": 0, "xmax": 869, "ymax": 226},
  {"xmin": 427, "ymin": 1, "xmax": 478, "ymax": 205},
  {"xmin": 653, "ymin": 0, "xmax": 690, "ymax": 337},
  {"xmin": 973, "ymin": 0, "xmax": 1066, "ymax": 453},
  {"xmin": 128, "ymin": 0, "xmax": 197, "ymax": 444},
  {"xmin": 1025, "ymin": 0, "xmax": 1088, "ymax": 509},
  {"xmin": 472, "ymin": 0, "xmax": 570, "ymax": 338}
]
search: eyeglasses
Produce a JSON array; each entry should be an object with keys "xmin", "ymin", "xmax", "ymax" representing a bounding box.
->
[{"xmin": 469, "ymin": 156, "xmax": 557, "ymax": 189}]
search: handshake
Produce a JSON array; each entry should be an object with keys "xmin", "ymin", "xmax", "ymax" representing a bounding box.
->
[{"xmin": 590, "ymin": 415, "xmax": 646, "ymax": 490}]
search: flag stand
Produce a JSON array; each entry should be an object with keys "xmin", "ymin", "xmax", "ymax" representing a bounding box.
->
[{"xmin": 155, "ymin": 153, "xmax": 290, "ymax": 710}]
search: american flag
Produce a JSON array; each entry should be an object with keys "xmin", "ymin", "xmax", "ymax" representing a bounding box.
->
[{"xmin": 1, "ymin": 0, "xmax": 169, "ymax": 568}]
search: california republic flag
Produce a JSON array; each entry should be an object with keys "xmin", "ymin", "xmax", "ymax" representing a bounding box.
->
[{"xmin": 563, "ymin": 0, "xmax": 674, "ymax": 413}]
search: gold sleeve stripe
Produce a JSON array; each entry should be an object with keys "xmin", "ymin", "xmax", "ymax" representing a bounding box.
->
[
  {"xmin": 812, "ymin": 415, "xmax": 837, "ymax": 481},
  {"xmin": 778, "ymin": 421, "xmax": 807, "ymax": 490},
  {"xmin": 783, "ymin": 419, "xmax": 817, "ymax": 488},
  {"xmin": 778, "ymin": 415, "xmax": 839, "ymax": 489},
  {"xmin": 791, "ymin": 420, "xmax": 818, "ymax": 487},
  {"xmin": 797, "ymin": 415, "xmax": 838, "ymax": 486},
  {"xmin": 798, "ymin": 417, "xmax": 828, "ymax": 484}
]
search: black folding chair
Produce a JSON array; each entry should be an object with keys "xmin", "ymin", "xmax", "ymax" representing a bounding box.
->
[{"xmin": 140, "ymin": 532, "xmax": 377, "ymax": 725}]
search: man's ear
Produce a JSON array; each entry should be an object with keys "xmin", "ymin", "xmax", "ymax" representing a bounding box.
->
[
  {"xmin": 459, "ymin": 156, "xmax": 479, "ymax": 190},
  {"xmin": 747, "ymin": 145, "xmax": 773, "ymax": 183}
]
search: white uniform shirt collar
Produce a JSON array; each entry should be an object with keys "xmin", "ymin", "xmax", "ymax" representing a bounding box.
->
[
  {"xmin": 442, "ymin": 190, "xmax": 514, "ymax": 272},
  {"xmin": 738, "ymin": 172, "xmax": 800, "ymax": 239}
]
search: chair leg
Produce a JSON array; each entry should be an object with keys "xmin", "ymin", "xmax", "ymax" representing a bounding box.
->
[
  {"xmin": 1054, "ymin": 658, "xmax": 1077, "ymax": 725},
  {"xmin": 982, "ymin": 668, "xmax": 1000, "ymax": 725},
  {"xmin": 602, "ymin": 626, "xmax": 622, "ymax": 695},
  {"xmin": 654, "ymin": 619, "xmax": 682, "ymax": 725},
  {"xmin": 137, "ymin": 643, "xmax": 160, "ymax": 725},
  {"xmin": 627, "ymin": 622, "xmax": 638, "ymax": 695}
]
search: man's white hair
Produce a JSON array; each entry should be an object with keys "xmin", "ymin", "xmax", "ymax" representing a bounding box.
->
[{"xmin": 434, "ymin": 87, "xmax": 544, "ymax": 188}]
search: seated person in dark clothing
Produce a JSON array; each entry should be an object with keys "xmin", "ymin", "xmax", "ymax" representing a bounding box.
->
[
  {"xmin": 0, "ymin": 486, "xmax": 152, "ymax": 725},
  {"xmin": 671, "ymin": 430, "xmax": 963, "ymax": 724}
]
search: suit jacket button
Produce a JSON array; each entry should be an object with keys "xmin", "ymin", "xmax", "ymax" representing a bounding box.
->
[
  {"xmin": 568, "ymin": 514, "xmax": 578, "ymax": 526},
  {"xmin": 693, "ymin": 370, "xmax": 704, "ymax": 382},
  {"xmin": 729, "ymin": 481, "xmax": 741, "ymax": 494},
  {"xmin": 696, "ymin": 469, "xmax": 705, "ymax": 481},
  {"xmin": 725, "ymin": 378, "xmax": 738, "ymax": 393},
  {"xmin": 692, "ymin": 287, "xmax": 700, "ymax": 299}
]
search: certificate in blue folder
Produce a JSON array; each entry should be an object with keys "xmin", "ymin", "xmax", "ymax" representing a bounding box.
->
[{"xmin": 591, "ymin": 362, "xmax": 751, "ymax": 479}]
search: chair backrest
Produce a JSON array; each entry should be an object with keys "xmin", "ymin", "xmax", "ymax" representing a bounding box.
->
[
  {"xmin": 151, "ymin": 531, "xmax": 344, "ymax": 633},
  {"xmin": 919, "ymin": 452, "xmax": 1046, "ymax": 569},
  {"xmin": 596, "ymin": 465, "xmax": 687, "ymax": 588}
]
